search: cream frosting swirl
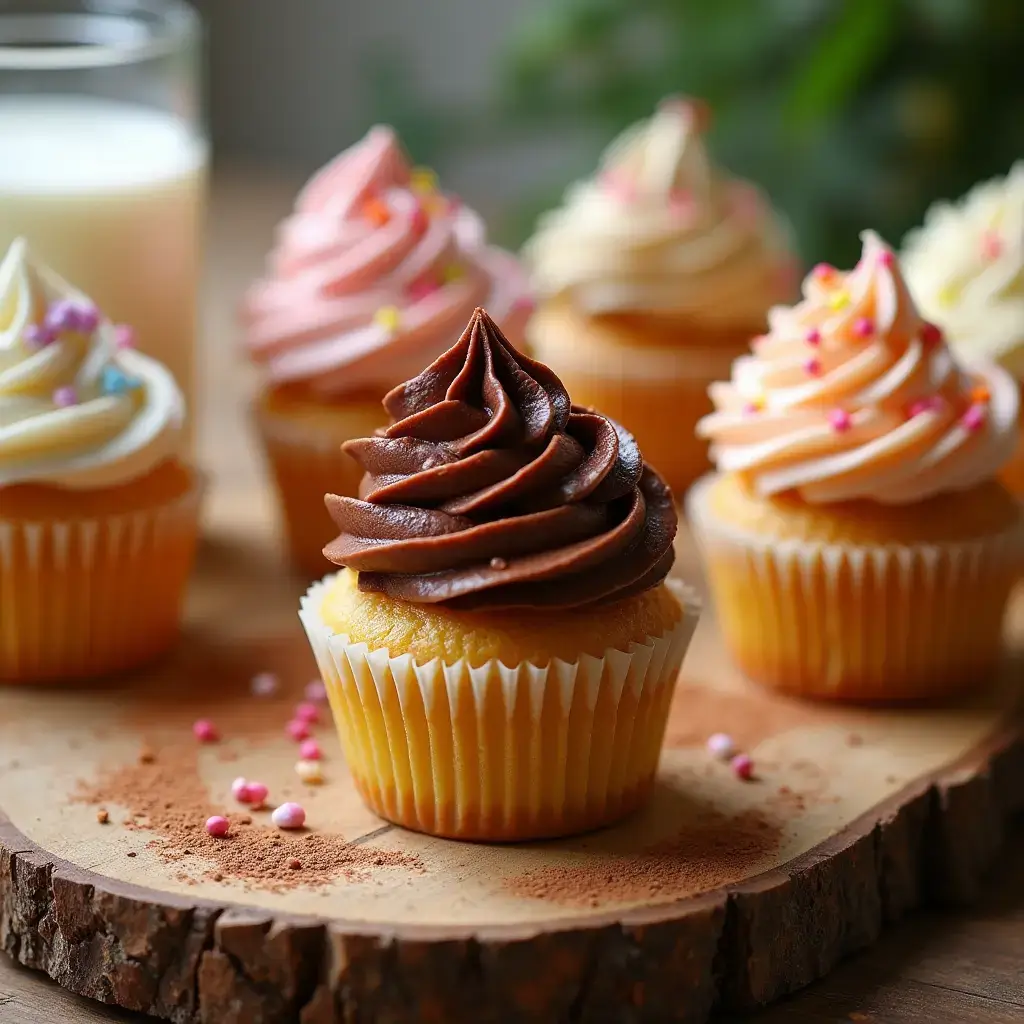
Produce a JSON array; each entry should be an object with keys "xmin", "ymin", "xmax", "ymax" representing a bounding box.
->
[
  {"xmin": 525, "ymin": 97, "xmax": 795, "ymax": 326},
  {"xmin": 242, "ymin": 125, "xmax": 530, "ymax": 398},
  {"xmin": 903, "ymin": 163, "xmax": 1024, "ymax": 374},
  {"xmin": 697, "ymin": 231, "xmax": 1019, "ymax": 505},
  {"xmin": 0, "ymin": 239, "xmax": 184, "ymax": 490}
]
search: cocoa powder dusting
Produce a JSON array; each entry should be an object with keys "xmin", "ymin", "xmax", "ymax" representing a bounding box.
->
[
  {"xmin": 74, "ymin": 741, "xmax": 421, "ymax": 893},
  {"xmin": 505, "ymin": 808, "xmax": 782, "ymax": 907}
]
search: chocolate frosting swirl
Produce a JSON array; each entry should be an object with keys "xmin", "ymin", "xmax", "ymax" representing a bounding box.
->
[{"xmin": 324, "ymin": 308, "xmax": 677, "ymax": 609}]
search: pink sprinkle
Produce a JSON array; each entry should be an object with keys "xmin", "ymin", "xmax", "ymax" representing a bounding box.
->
[
  {"xmin": 299, "ymin": 739, "xmax": 322, "ymax": 761},
  {"xmin": 511, "ymin": 295, "xmax": 536, "ymax": 316},
  {"xmin": 962, "ymin": 403, "xmax": 987, "ymax": 432},
  {"xmin": 271, "ymin": 802, "xmax": 306, "ymax": 830},
  {"xmin": 706, "ymin": 733, "xmax": 735, "ymax": 760},
  {"xmin": 192, "ymin": 719, "xmax": 218, "ymax": 743},
  {"xmin": 668, "ymin": 189, "xmax": 693, "ymax": 218},
  {"xmin": 920, "ymin": 322, "xmax": 943, "ymax": 346},
  {"xmin": 24, "ymin": 323, "xmax": 55, "ymax": 349},
  {"xmin": 981, "ymin": 230, "xmax": 1003, "ymax": 260},
  {"xmin": 409, "ymin": 203, "xmax": 429, "ymax": 234},
  {"xmin": 406, "ymin": 276, "xmax": 439, "ymax": 302},
  {"xmin": 205, "ymin": 816, "xmax": 230, "ymax": 838},
  {"xmin": 731, "ymin": 754, "xmax": 755, "ymax": 781},
  {"xmin": 244, "ymin": 781, "xmax": 268, "ymax": 808},
  {"xmin": 803, "ymin": 358, "xmax": 822, "ymax": 376},
  {"xmin": 304, "ymin": 680, "xmax": 328, "ymax": 703},
  {"xmin": 812, "ymin": 262, "xmax": 835, "ymax": 282},
  {"xmin": 852, "ymin": 317, "xmax": 874, "ymax": 338},
  {"xmin": 286, "ymin": 718, "xmax": 311, "ymax": 741},
  {"xmin": 114, "ymin": 324, "xmax": 136, "ymax": 349},
  {"xmin": 805, "ymin": 328, "xmax": 822, "ymax": 346},
  {"xmin": 231, "ymin": 777, "xmax": 250, "ymax": 802},
  {"xmin": 294, "ymin": 702, "xmax": 320, "ymax": 724},
  {"xmin": 52, "ymin": 386, "xmax": 77, "ymax": 408},
  {"xmin": 877, "ymin": 250, "xmax": 895, "ymax": 268},
  {"xmin": 250, "ymin": 671, "xmax": 278, "ymax": 697},
  {"xmin": 742, "ymin": 402, "xmax": 762, "ymax": 416},
  {"xmin": 828, "ymin": 408, "xmax": 852, "ymax": 433}
]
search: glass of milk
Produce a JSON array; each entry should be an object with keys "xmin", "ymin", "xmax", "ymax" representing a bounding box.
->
[{"xmin": 0, "ymin": 0, "xmax": 207, "ymax": 449}]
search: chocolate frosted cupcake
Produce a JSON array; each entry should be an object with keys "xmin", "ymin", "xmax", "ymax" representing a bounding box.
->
[{"xmin": 300, "ymin": 308, "xmax": 699, "ymax": 840}]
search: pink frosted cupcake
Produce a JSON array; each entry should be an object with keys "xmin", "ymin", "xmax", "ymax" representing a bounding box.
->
[{"xmin": 242, "ymin": 126, "xmax": 531, "ymax": 575}]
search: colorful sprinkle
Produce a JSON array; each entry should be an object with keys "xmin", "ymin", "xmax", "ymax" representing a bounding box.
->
[
  {"xmin": 114, "ymin": 324, "xmax": 136, "ymax": 350},
  {"xmin": 361, "ymin": 196, "xmax": 391, "ymax": 227},
  {"xmin": 812, "ymin": 263, "xmax": 836, "ymax": 282},
  {"xmin": 52, "ymin": 386, "xmax": 77, "ymax": 408},
  {"xmin": 407, "ymin": 276, "xmax": 440, "ymax": 302},
  {"xmin": 731, "ymin": 754, "xmax": 755, "ymax": 781},
  {"xmin": 852, "ymin": 317, "xmax": 874, "ymax": 338},
  {"xmin": 304, "ymin": 679, "xmax": 328, "ymax": 703},
  {"xmin": 24, "ymin": 323, "xmax": 55, "ymax": 349},
  {"xmin": 490, "ymin": 556, "xmax": 508, "ymax": 570},
  {"xmin": 601, "ymin": 169, "xmax": 636, "ymax": 202},
  {"xmin": 295, "ymin": 760, "xmax": 324, "ymax": 785},
  {"xmin": 828, "ymin": 408, "xmax": 852, "ymax": 433},
  {"xmin": 668, "ymin": 189, "xmax": 693, "ymax": 218},
  {"xmin": 45, "ymin": 299, "xmax": 98, "ymax": 334},
  {"xmin": 410, "ymin": 166, "xmax": 438, "ymax": 194},
  {"xmin": 937, "ymin": 284, "xmax": 959, "ymax": 308},
  {"xmin": 409, "ymin": 202, "xmax": 430, "ymax": 234},
  {"xmin": 373, "ymin": 306, "xmax": 401, "ymax": 332},
  {"xmin": 962, "ymin": 403, "xmax": 987, "ymax": 432},
  {"xmin": 294, "ymin": 702, "xmax": 320, "ymax": 725},
  {"xmin": 827, "ymin": 290, "xmax": 850, "ymax": 311},
  {"xmin": 271, "ymin": 802, "xmax": 306, "ymax": 830},
  {"xmin": 805, "ymin": 328, "xmax": 822, "ymax": 346},
  {"xmin": 192, "ymin": 719, "xmax": 218, "ymax": 743},
  {"xmin": 511, "ymin": 295, "xmax": 536, "ymax": 317},
  {"xmin": 231, "ymin": 777, "xmax": 250, "ymax": 802},
  {"xmin": 441, "ymin": 263, "xmax": 464, "ymax": 284},
  {"xmin": 286, "ymin": 718, "xmax": 312, "ymax": 742},
  {"xmin": 743, "ymin": 398, "xmax": 765, "ymax": 416},
  {"xmin": 250, "ymin": 671, "xmax": 278, "ymax": 697},
  {"xmin": 205, "ymin": 816, "xmax": 230, "ymax": 838},
  {"xmin": 920, "ymin": 322, "xmax": 943, "ymax": 346},
  {"xmin": 288, "ymin": 858, "xmax": 302, "ymax": 870},
  {"xmin": 244, "ymin": 782, "xmax": 269, "ymax": 808},
  {"xmin": 803, "ymin": 358, "xmax": 822, "ymax": 377},
  {"xmin": 101, "ymin": 364, "xmax": 140, "ymax": 396},
  {"xmin": 907, "ymin": 396, "xmax": 942, "ymax": 418},
  {"xmin": 970, "ymin": 383, "xmax": 991, "ymax": 404},
  {"xmin": 877, "ymin": 250, "xmax": 895, "ymax": 268},
  {"xmin": 299, "ymin": 738, "xmax": 322, "ymax": 761},
  {"xmin": 981, "ymin": 230, "xmax": 1003, "ymax": 260},
  {"xmin": 706, "ymin": 733, "xmax": 736, "ymax": 760}
]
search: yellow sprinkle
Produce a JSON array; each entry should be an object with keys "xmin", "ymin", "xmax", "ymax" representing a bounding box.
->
[
  {"xmin": 373, "ymin": 305, "xmax": 401, "ymax": 331},
  {"xmin": 441, "ymin": 263, "xmax": 464, "ymax": 284},
  {"xmin": 937, "ymin": 283, "xmax": 960, "ymax": 307},
  {"xmin": 970, "ymin": 383, "xmax": 991, "ymax": 404},
  {"xmin": 827, "ymin": 290, "xmax": 850, "ymax": 311},
  {"xmin": 295, "ymin": 760, "xmax": 324, "ymax": 785},
  {"xmin": 410, "ymin": 166, "xmax": 438, "ymax": 194}
]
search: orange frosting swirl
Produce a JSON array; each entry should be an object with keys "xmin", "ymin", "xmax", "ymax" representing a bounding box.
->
[{"xmin": 697, "ymin": 231, "xmax": 1019, "ymax": 504}]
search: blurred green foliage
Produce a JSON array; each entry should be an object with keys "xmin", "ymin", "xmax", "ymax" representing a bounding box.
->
[{"xmin": 367, "ymin": 0, "xmax": 1024, "ymax": 267}]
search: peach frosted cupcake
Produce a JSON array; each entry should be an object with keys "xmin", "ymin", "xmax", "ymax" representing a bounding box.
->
[
  {"xmin": 300, "ymin": 308, "xmax": 699, "ymax": 840},
  {"xmin": 903, "ymin": 164, "xmax": 1024, "ymax": 491},
  {"xmin": 689, "ymin": 231, "xmax": 1024, "ymax": 702},
  {"xmin": 525, "ymin": 98, "xmax": 796, "ymax": 496},
  {"xmin": 0, "ymin": 239, "xmax": 201, "ymax": 683},
  {"xmin": 242, "ymin": 126, "xmax": 530, "ymax": 576}
]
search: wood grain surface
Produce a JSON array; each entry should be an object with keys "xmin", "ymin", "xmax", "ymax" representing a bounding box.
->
[{"xmin": 1, "ymin": 170, "xmax": 1023, "ymax": 1024}]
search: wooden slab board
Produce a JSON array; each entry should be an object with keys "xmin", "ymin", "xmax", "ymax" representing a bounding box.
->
[{"xmin": 1, "ymin": 496, "xmax": 1022, "ymax": 1024}]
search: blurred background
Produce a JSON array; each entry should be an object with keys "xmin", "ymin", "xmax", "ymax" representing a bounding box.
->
[{"xmin": 199, "ymin": 0, "xmax": 1024, "ymax": 267}]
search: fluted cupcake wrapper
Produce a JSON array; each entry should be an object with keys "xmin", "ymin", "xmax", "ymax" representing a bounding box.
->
[
  {"xmin": 687, "ymin": 475, "xmax": 1024, "ymax": 701},
  {"xmin": 299, "ymin": 576, "xmax": 700, "ymax": 841},
  {"xmin": 0, "ymin": 479, "xmax": 204, "ymax": 683}
]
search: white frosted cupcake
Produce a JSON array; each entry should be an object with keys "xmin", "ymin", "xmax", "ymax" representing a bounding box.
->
[
  {"xmin": 903, "ymin": 164, "xmax": 1024, "ymax": 490},
  {"xmin": 0, "ymin": 239, "xmax": 202, "ymax": 683},
  {"xmin": 524, "ymin": 97, "xmax": 796, "ymax": 495}
]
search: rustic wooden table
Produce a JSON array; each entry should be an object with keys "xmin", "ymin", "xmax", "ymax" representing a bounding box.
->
[{"xmin": 1, "ymin": 169, "xmax": 1023, "ymax": 1024}]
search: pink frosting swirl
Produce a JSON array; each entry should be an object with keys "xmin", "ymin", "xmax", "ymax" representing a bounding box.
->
[
  {"xmin": 242, "ymin": 126, "xmax": 530, "ymax": 397},
  {"xmin": 697, "ymin": 231, "xmax": 1019, "ymax": 504}
]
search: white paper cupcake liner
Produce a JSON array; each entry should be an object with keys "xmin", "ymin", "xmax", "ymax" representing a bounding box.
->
[
  {"xmin": 299, "ymin": 575, "xmax": 700, "ymax": 840},
  {"xmin": 687, "ymin": 474, "xmax": 1024, "ymax": 700}
]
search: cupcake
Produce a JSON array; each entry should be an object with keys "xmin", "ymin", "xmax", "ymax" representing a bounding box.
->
[
  {"xmin": 524, "ymin": 97, "xmax": 795, "ymax": 497},
  {"xmin": 300, "ymin": 308, "xmax": 700, "ymax": 840},
  {"xmin": 902, "ymin": 164, "xmax": 1024, "ymax": 491},
  {"xmin": 242, "ymin": 126, "xmax": 531, "ymax": 576},
  {"xmin": 689, "ymin": 230, "xmax": 1024, "ymax": 702},
  {"xmin": 0, "ymin": 239, "xmax": 201, "ymax": 683}
]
